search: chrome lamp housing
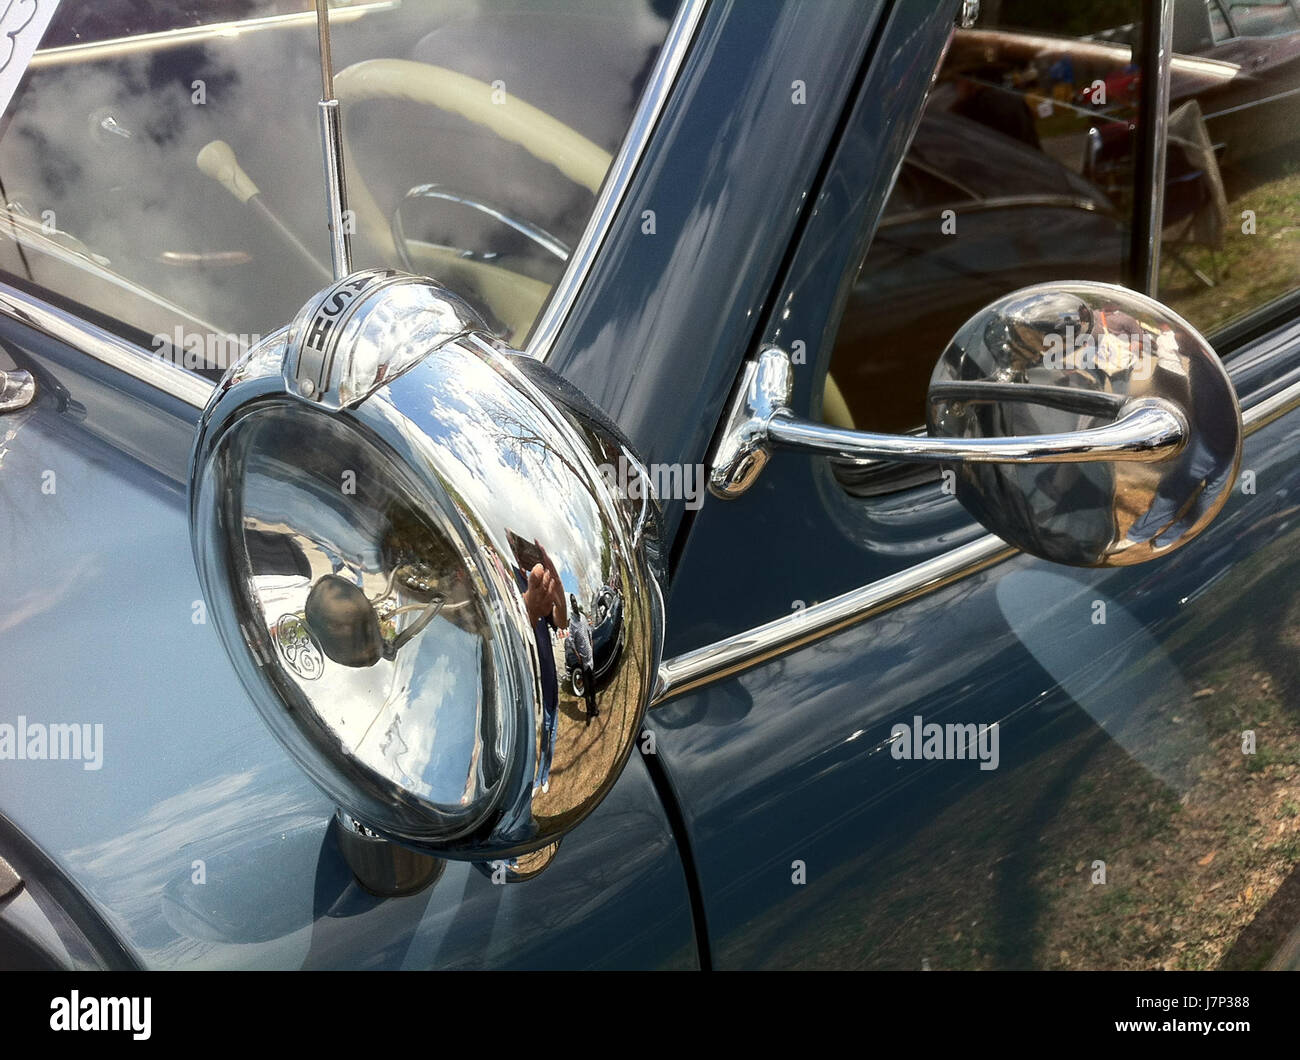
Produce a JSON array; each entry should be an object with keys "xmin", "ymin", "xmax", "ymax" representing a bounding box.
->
[{"xmin": 190, "ymin": 269, "xmax": 664, "ymax": 861}]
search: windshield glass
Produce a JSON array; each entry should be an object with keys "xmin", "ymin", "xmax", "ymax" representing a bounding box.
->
[{"xmin": 0, "ymin": 0, "xmax": 679, "ymax": 372}]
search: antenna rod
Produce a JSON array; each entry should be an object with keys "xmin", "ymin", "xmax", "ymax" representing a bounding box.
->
[{"xmin": 315, "ymin": 0, "xmax": 351, "ymax": 278}]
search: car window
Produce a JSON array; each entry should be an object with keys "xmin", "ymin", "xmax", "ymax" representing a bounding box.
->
[
  {"xmin": 0, "ymin": 0, "xmax": 679, "ymax": 373},
  {"xmin": 822, "ymin": 3, "xmax": 1145, "ymax": 438},
  {"xmin": 1223, "ymin": 0, "xmax": 1300, "ymax": 37},
  {"xmin": 1208, "ymin": 0, "xmax": 1234, "ymax": 43},
  {"xmin": 1157, "ymin": 0, "xmax": 1300, "ymax": 334},
  {"xmin": 823, "ymin": 0, "xmax": 1300, "ymax": 449}
]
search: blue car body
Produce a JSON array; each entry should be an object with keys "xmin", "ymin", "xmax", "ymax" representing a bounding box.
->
[{"xmin": 3, "ymin": 0, "xmax": 1300, "ymax": 970}]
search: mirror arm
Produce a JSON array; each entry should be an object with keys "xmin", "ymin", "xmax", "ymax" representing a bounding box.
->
[
  {"xmin": 766, "ymin": 402, "xmax": 1186, "ymax": 465},
  {"xmin": 926, "ymin": 381, "xmax": 1127, "ymax": 417},
  {"xmin": 710, "ymin": 345, "xmax": 1187, "ymax": 499}
]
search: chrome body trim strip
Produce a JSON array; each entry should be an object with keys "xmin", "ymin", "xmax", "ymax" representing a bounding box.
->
[
  {"xmin": 652, "ymin": 535, "xmax": 1016, "ymax": 705},
  {"xmin": 523, "ymin": 0, "xmax": 709, "ymax": 361},
  {"xmin": 1242, "ymin": 376, "xmax": 1300, "ymax": 433},
  {"xmin": 0, "ymin": 282, "xmax": 212, "ymax": 409}
]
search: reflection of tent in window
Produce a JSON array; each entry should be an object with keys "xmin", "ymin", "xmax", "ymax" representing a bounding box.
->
[{"xmin": 1163, "ymin": 99, "xmax": 1228, "ymax": 288}]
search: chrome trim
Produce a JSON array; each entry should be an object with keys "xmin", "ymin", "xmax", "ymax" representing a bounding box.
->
[
  {"xmin": 0, "ymin": 369, "xmax": 35, "ymax": 412},
  {"xmin": 28, "ymin": 3, "xmax": 397, "ymax": 68},
  {"xmin": 1142, "ymin": 0, "xmax": 1175, "ymax": 295},
  {"xmin": 315, "ymin": 0, "xmax": 352, "ymax": 280},
  {"xmin": 1205, "ymin": 83, "xmax": 1300, "ymax": 122},
  {"xmin": 652, "ymin": 535, "xmax": 1015, "ymax": 704},
  {"xmin": 882, "ymin": 195, "xmax": 1104, "ymax": 229},
  {"xmin": 0, "ymin": 282, "xmax": 212, "ymax": 409},
  {"xmin": 1242, "ymin": 376, "xmax": 1300, "ymax": 433},
  {"xmin": 524, "ymin": 0, "xmax": 708, "ymax": 361}
]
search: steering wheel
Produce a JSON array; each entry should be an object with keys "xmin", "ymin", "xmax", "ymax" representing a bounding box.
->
[
  {"xmin": 333, "ymin": 58, "xmax": 611, "ymax": 262},
  {"xmin": 330, "ymin": 58, "xmax": 858, "ymax": 421}
]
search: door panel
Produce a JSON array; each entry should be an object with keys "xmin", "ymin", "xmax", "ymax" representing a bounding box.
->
[
  {"xmin": 649, "ymin": 0, "xmax": 1300, "ymax": 969},
  {"xmin": 651, "ymin": 392, "xmax": 1300, "ymax": 968}
]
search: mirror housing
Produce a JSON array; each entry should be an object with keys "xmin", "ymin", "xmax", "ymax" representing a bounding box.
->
[
  {"xmin": 190, "ymin": 269, "xmax": 665, "ymax": 862},
  {"xmin": 927, "ymin": 283, "xmax": 1241, "ymax": 565},
  {"xmin": 711, "ymin": 282, "xmax": 1242, "ymax": 567}
]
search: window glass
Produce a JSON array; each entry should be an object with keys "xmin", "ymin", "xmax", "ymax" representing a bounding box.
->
[
  {"xmin": 1224, "ymin": 1, "xmax": 1300, "ymax": 37},
  {"xmin": 1157, "ymin": 0, "xmax": 1300, "ymax": 334},
  {"xmin": 0, "ymin": 0, "xmax": 678, "ymax": 372},
  {"xmin": 1208, "ymin": 0, "xmax": 1233, "ymax": 43},
  {"xmin": 824, "ymin": 3, "xmax": 1144, "ymax": 437},
  {"xmin": 824, "ymin": 0, "xmax": 1300, "ymax": 447}
]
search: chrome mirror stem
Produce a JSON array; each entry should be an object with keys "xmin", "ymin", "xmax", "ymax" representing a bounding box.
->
[{"xmin": 710, "ymin": 345, "xmax": 1186, "ymax": 499}]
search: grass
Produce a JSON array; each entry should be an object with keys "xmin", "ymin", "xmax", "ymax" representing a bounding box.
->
[{"xmin": 1159, "ymin": 163, "xmax": 1300, "ymax": 335}]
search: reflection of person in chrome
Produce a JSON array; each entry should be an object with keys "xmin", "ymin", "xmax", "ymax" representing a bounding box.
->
[
  {"xmin": 1120, "ymin": 325, "xmax": 1220, "ymax": 549},
  {"xmin": 509, "ymin": 533, "xmax": 566, "ymax": 794},
  {"xmin": 568, "ymin": 593, "xmax": 598, "ymax": 724}
]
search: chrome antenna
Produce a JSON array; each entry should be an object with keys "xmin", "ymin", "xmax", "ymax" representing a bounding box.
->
[{"xmin": 315, "ymin": 0, "xmax": 351, "ymax": 279}]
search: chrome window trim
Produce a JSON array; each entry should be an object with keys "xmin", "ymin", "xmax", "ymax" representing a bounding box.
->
[
  {"xmin": 0, "ymin": 282, "xmax": 212, "ymax": 409},
  {"xmin": 28, "ymin": 3, "xmax": 399, "ymax": 67},
  {"xmin": 1141, "ymin": 0, "xmax": 1176, "ymax": 294},
  {"xmin": 652, "ymin": 535, "xmax": 1017, "ymax": 705},
  {"xmin": 523, "ymin": 0, "xmax": 709, "ymax": 361}
]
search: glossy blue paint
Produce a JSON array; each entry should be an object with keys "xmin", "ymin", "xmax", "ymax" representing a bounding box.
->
[
  {"xmin": 0, "ymin": 346, "xmax": 697, "ymax": 969},
  {"xmin": 1, "ymin": 0, "xmax": 1297, "ymax": 973},
  {"xmin": 649, "ymin": 1, "xmax": 1300, "ymax": 969},
  {"xmin": 546, "ymin": 0, "xmax": 890, "ymax": 547},
  {"xmin": 651, "ymin": 399, "xmax": 1300, "ymax": 967}
]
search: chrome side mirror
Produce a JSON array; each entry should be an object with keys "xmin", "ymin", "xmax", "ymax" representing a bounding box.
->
[
  {"xmin": 711, "ymin": 282, "xmax": 1242, "ymax": 566},
  {"xmin": 190, "ymin": 269, "xmax": 664, "ymax": 868}
]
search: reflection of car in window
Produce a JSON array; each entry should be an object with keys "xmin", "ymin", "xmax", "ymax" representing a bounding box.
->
[
  {"xmin": 829, "ymin": 109, "xmax": 1126, "ymax": 442},
  {"xmin": 829, "ymin": 1, "xmax": 1300, "ymax": 464}
]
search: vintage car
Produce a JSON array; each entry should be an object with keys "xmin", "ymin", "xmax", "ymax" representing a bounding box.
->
[{"xmin": 2, "ymin": 0, "xmax": 1299, "ymax": 972}]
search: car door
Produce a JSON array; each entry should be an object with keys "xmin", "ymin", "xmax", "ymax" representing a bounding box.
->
[
  {"xmin": 0, "ymin": 0, "xmax": 701, "ymax": 969},
  {"xmin": 650, "ymin": 0, "xmax": 1300, "ymax": 969}
]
